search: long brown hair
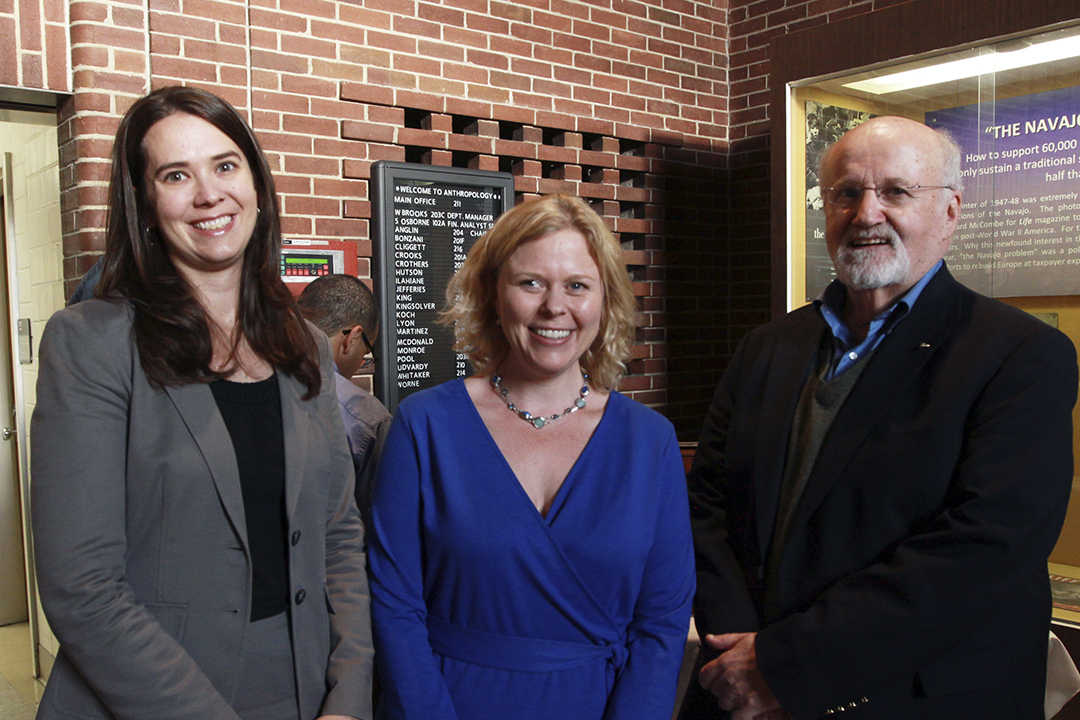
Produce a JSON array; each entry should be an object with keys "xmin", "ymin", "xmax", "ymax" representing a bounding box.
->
[{"xmin": 96, "ymin": 86, "xmax": 321, "ymax": 398}]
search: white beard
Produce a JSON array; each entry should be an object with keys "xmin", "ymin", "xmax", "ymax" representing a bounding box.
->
[{"xmin": 834, "ymin": 225, "xmax": 911, "ymax": 290}]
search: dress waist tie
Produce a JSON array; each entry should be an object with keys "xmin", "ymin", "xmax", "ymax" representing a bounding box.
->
[{"xmin": 426, "ymin": 616, "xmax": 628, "ymax": 674}]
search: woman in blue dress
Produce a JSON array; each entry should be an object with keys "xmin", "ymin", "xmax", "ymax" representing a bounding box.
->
[{"xmin": 368, "ymin": 195, "xmax": 695, "ymax": 719}]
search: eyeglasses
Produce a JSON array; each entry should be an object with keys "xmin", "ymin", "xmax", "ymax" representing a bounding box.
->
[
  {"xmin": 343, "ymin": 328, "xmax": 378, "ymax": 370},
  {"xmin": 821, "ymin": 184, "xmax": 954, "ymax": 209}
]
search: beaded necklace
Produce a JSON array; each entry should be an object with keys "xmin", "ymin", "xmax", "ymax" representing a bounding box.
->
[{"xmin": 490, "ymin": 372, "xmax": 589, "ymax": 429}]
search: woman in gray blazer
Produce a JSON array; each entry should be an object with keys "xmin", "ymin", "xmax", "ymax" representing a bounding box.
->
[{"xmin": 30, "ymin": 87, "xmax": 373, "ymax": 720}]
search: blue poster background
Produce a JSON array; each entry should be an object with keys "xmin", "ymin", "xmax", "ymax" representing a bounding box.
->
[{"xmin": 926, "ymin": 85, "xmax": 1080, "ymax": 297}]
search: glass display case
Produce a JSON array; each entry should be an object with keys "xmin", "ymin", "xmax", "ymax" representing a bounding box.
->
[{"xmin": 782, "ymin": 22, "xmax": 1080, "ymax": 611}]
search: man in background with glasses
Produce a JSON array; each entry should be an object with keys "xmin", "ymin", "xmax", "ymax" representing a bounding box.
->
[
  {"xmin": 299, "ymin": 274, "xmax": 392, "ymax": 532},
  {"xmin": 682, "ymin": 116, "xmax": 1078, "ymax": 720}
]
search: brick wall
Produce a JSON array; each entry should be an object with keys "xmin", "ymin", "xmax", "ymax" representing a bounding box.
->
[
  {"xmin": 2, "ymin": 0, "xmax": 928, "ymax": 434},
  {"xmin": 4, "ymin": 0, "xmax": 733, "ymax": 431}
]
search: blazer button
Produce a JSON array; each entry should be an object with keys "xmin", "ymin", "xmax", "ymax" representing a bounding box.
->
[
  {"xmin": 294, "ymin": 589, "xmax": 306, "ymax": 605},
  {"xmin": 291, "ymin": 530, "xmax": 301, "ymax": 546}
]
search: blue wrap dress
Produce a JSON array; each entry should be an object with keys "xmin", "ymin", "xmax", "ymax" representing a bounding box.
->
[{"xmin": 369, "ymin": 379, "xmax": 695, "ymax": 720}]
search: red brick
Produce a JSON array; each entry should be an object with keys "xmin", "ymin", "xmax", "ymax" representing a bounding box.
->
[
  {"xmin": 537, "ymin": 144, "xmax": 578, "ymax": 165},
  {"xmin": 464, "ymin": 12, "xmax": 509, "ymax": 35},
  {"xmin": 341, "ymin": 82, "xmax": 395, "ymax": 107},
  {"xmin": 425, "ymin": 149, "xmax": 452, "ymax": 166},
  {"xmin": 45, "ymin": 23, "xmax": 67, "ymax": 87},
  {"xmin": 250, "ymin": 49, "xmax": 309, "ymax": 74},
  {"xmin": 417, "ymin": 75, "xmax": 469, "ymax": 98},
  {"xmin": 575, "ymin": 54, "xmax": 613, "ymax": 74},
  {"xmin": 495, "ymin": 139, "xmax": 537, "ymax": 159},
  {"xmin": 393, "ymin": 15, "xmax": 443, "ymax": 39},
  {"xmin": 314, "ymin": 217, "xmax": 365, "ymax": 237},
  {"xmin": 610, "ymin": 60, "xmax": 647, "ymax": 81},
  {"xmin": 249, "ymin": 6, "xmax": 306, "ymax": 32},
  {"xmin": 628, "ymin": 48, "xmax": 664, "ymax": 71},
  {"xmin": 284, "ymin": 195, "xmax": 339, "ymax": 216},
  {"xmin": 488, "ymin": 70, "xmax": 530, "ymax": 92},
  {"xmin": 535, "ymin": 78, "xmax": 574, "ymax": 99},
  {"xmin": 661, "ymin": 25, "xmax": 696, "ymax": 48},
  {"xmin": 260, "ymin": 130, "xmax": 314, "ymax": 155},
  {"xmin": 533, "ymin": 45, "xmax": 575, "ymax": 68},
  {"xmin": 342, "ymin": 159, "xmax": 369, "ymax": 180},
  {"xmin": 337, "ymin": 4, "xmax": 392, "ymax": 29},
  {"xmin": 182, "ymin": 0, "xmax": 247, "ymax": 24},
  {"xmin": 71, "ymin": 22, "xmax": 144, "ymax": 49},
  {"xmin": 552, "ymin": 31, "xmax": 592, "ymax": 54},
  {"xmin": 365, "ymin": 0, "xmax": 412, "ymax": 13},
  {"xmin": 442, "ymin": 25, "xmax": 489, "ymax": 48},
  {"xmin": 152, "ymin": 56, "xmax": 217, "ymax": 82},
  {"xmin": 572, "ymin": 18, "xmax": 610, "ymax": 43},
  {"xmin": 489, "ymin": 35, "xmax": 531, "ymax": 58},
  {"xmin": 367, "ymin": 30, "xmax": 417, "ymax": 54},
  {"xmin": 489, "ymin": 0, "xmax": 531, "ymax": 22},
  {"xmin": 507, "ymin": 23, "xmax": 551, "ymax": 45},
  {"xmin": 396, "ymin": 90, "xmax": 445, "ymax": 113},
  {"xmin": 396, "ymin": 54, "xmax": 442, "ymax": 77},
  {"xmin": 69, "ymin": 1, "xmax": 106, "ymax": 22},
  {"xmin": 248, "ymin": 28, "xmax": 277, "ymax": 51},
  {"xmin": 314, "ymin": 177, "xmax": 366, "ymax": 200},
  {"xmin": 590, "ymin": 6, "xmax": 628, "ymax": 30},
  {"xmin": 342, "ymin": 200, "xmax": 369, "ymax": 218},
  {"xmin": 281, "ymin": 216, "xmax": 313, "ymax": 236},
  {"xmin": 550, "ymin": 0, "xmax": 589, "ymax": 20},
  {"xmin": 368, "ymin": 143, "xmax": 406, "ymax": 162},
  {"xmin": 18, "ymin": 0, "xmax": 41, "ymax": 51},
  {"xmin": 469, "ymin": 155, "xmax": 500, "ymax": 171},
  {"xmin": 551, "ymin": 64, "xmax": 590, "ymax": 86},
  {"xmin": 367, "ymin": 67, "xmax": 418, "ymax": 90},
  {"xmin": 446, "ymin": 134, "xmax": 494, "ymax": 154},
  {"xmin": 416, "ymin": 39, "xmax": 466, "ymax": 63},
  {"xmin": 574, "ymin": 84, "xmax": 611, "ymax": 106},
  {"xmin": 186, "ymin": 39, "xmax": 248, "ymax": 65},
  {"xmin": 417, "ymin": 1, "xmax": 464, "ymax": 26},
  {"xmin": 611, "ymin": 28, "xmax": 648, "ymax": 51},
  {"xmin": 281, "ymin": 34, "xmax": 336, "ymax": 60},
  {"xmin": 113, "ymin": 5, "xmax": 146, "ymax": 28},
  {"xmin": 364, "ymin": 104, "xmax": 402, "ymax": 126},
  {"xmin": 423, "ymin": 113, "xmax": 452, "ymax": 132},
  {"xmin": 537, "ymin": 177, "xmax": 579, "ymax": 196},
  {"xmin": 342, "ymin": 120, "xmax": 395, "ymax": 143}
]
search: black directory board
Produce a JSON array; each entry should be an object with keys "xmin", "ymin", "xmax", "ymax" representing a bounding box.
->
[{"xmin": 371, "ymin": 161, "xmax": 515, "ymax": 413}]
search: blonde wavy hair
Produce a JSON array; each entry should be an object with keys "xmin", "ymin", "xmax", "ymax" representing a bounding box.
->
[{"xmin": 441, "ymin": 195, "xmax": 637, "ymax": 390}]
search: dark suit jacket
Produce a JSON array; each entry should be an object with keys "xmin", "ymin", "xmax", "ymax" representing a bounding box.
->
[
  {"xmin": 682, "ymin": 267, "xmax": 1078, "ymax": 720},
  {"xmin": 31, "ymin": 298, "xmax": 374, "ymax": 720}
]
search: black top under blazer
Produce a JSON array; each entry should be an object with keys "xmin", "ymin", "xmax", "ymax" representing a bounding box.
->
[{"xmin": 31, "ymin": 298, "xmax": 374, "ymax": 720}]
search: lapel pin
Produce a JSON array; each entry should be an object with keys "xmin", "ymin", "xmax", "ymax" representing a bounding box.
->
[{"xmin": 919, "ymin": 342, "xmax": 931, "ymax": 348}]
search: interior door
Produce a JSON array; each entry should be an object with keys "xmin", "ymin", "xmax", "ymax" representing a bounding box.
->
[{"xmin": 0, "ymin": 154, "xmax": 28, "ymax": 626}]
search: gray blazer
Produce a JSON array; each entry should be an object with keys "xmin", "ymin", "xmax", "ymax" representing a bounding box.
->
[{"xmin": 31, "ymin": 298, "xmax": 374, "ymax": 720}]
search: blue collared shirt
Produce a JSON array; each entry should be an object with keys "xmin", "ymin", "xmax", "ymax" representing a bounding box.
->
[{"xmin": 814, "ymin": 260, "xmax": 942, "ymax": 379}]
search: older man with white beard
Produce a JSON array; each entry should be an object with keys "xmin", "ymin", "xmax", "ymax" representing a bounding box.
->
[{"xmin": 679, "ymin": 116, "xmax": 1078, "ymax": 720}]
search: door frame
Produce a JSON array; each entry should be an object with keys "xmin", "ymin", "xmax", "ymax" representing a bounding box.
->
[{"xmin": 1, "ymin": 152, "xmax": 38, "ymax": 674}]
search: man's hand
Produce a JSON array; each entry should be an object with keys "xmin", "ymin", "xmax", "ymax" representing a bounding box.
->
[{"xmin": 698, "ymin": 632, "xmax": 789, "ymax": 720}]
